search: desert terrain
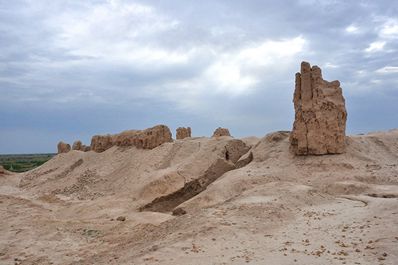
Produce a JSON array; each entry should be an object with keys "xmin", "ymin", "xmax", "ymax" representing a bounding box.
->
[
  {"xmin": 1, "ymin": 62, "xmax": 397, "ymax": 265},
  {"xmin": 0, "ymin": 129, "xmax": 397, "ymax": 265},
  {"xmin": 2, "ymin": 0, "xmax": 397, "ymax": 263}
]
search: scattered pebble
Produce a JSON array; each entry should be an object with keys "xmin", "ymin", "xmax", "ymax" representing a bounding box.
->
[{"xmin": 116, "ymin": 216, "xmax": 126, "ymax": 221}]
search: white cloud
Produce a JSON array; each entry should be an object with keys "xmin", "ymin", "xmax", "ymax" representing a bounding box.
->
[
  {"xmin": 204, "ymin": 61, "xmax": 258, "ymax": 94},
  {"xmin": 364, "ymin": 41, "xmax": 386, "ymax": 53},
  {"xmin": 380, "ymin": 19, "xmax": 398, "ymax": 38},
  {"xmin": 120, "ymin": 47, "xmax": 192, "ymax": 65},
  {"xmin": 375, "ymin": 66, "xmax": 398, "ymax": 74},
  {"xmin": 236, "ymin": 37, "xmax": 306, "ymax": 66},
  {"xmin": 324, "ymin": 62, "xmax": 339, "ymax": 69},
  {"xmin": 355, "ymin": 70, "xmax": 366, "ymax": 76},
  {"xmin": 199, "ymin": 36, "xmax": 306, "ymax": 95},
  {"xmin": 345, "ymin": 24, "xmax": 359, "ymax": 34},
  {"xmin": 50, "ymin": 0, "xmax": 183, "ymax": 66},
  {"xmin": 371, "ymin": 79, "xmax": 382, "ymax": 84},
  {"xmin": 141, "ymin": 36, "xmax": 307, "ymax": 113}
]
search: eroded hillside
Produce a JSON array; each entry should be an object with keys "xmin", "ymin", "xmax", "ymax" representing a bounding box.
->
[{"xmin": 0, "ymin": 130, "xmax": 397, "ymax": 264}]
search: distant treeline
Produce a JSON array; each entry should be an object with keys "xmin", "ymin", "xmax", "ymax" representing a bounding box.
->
[{"xmin": 0, "ymin": 153, "xmax": 55, "ymax": 173}]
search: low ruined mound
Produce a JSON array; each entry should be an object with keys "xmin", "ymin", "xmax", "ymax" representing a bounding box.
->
[
  {"xmin": 290, "ymin": 61, "xmax": 347, "ymax": 155},
  {"xmin": 176, "ymin": 127, "xmax": 191, "ymax": 140},
  {"xmin": 212, "ymin": 127, "xmax": 231, "ymax": 137},
  {"xmin": 5, "ymin": 129, "xmax": 398, "ymax": 265},
  {"xmin": 90, "ymin": 124, "xmax": 172, "ymax": 152},
  {"xmin": 25, "ymin": 128, "xmax": 398, "ymax": 216},
  {"xmin": 57, "ymin": 141, "xmax": 71, "ymax": 154},
  {"xmin": 20, "ymin": 136, "xmax": 250, "ymax": 212},
  {"xmin": 173, "ymin": 129, "xmax": 398, "ymax": 213}
]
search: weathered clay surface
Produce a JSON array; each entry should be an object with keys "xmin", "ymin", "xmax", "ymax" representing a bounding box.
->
[
  {"xmin": 235, "ymin": 151, "xmax": 253, "ymax": 169},
  {"xmin": 6, "ymin": 128, "xmax": 398, "ymax": 265},
  {"xmin": 139, "ymin": 138, "xmax": 250, "ymax": 213},
  {"xmin": 90, "ymin": 125, "xmax": 173, "ymax": 152},
  {"xmin": 212, "ymin": 127, "xmax": 231, "ymax": 137},
  {"xmin": 57, "ymin": 141, "xmax": 71, "ymax": 154},
  {"xmin": 290, "ymin": 61, "xmax": 347, "ymax": 155},
  {"xmin": 224, "ymin": 139, "xmax": 250, "ymax": 163},
  {"xmin": 176, "ymin": 127, "xmax": 191, "ymax": 140}
]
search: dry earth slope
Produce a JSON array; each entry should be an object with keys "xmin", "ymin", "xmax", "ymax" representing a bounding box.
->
[{"xmin": 0, "ymin": 130, "xmax": 397, "ymax": 264}]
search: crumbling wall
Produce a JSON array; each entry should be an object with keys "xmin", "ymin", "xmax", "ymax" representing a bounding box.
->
[{"xmin": 90, "ymin": 125, "xmax": 173, "ymax": 152}]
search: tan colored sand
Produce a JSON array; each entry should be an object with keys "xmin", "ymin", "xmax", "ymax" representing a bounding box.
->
[{"xmin": 0, "ymin": 130, "xmax": 397, "ymax": 264}]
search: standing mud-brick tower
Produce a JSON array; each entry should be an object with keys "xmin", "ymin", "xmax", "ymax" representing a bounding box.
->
[
  {"xmin": 57, "ymin": 141, "xmax": 71, "ymax": 154},
  {"xmin": 290, "ymin": 61, "xmax": 347, "ymax": 155},
  {"xmin": 176, "ymin": 127, "xmax": 191, "ymax": 140},
  {"xmin": 212, "ymin": 127, "xmax": 231, "ymax": 137},
  {"xmin": 72, "ymin": 140, "xmax": 82, "ymax": 151}
]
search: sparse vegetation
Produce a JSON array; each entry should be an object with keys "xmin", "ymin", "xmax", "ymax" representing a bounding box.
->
[{"xmin": 0, "ymin": 153, "xmax": 55, "ymax": 173}]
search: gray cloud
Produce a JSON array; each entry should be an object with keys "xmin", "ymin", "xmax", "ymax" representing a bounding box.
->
[{"xmin": 0, "ymin": 0, "xmax": 397, "ymax": 153}]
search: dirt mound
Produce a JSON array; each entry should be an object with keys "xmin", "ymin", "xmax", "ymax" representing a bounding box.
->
[
  {"xmin": 174, "ymin": 130, "xmax": 398, "ymax": 212},
  {"xmin": 1, "ymin": 130, "xmax": 397, "ymax": 265},
  {"xmin": 241, "ymin": 136, "xmax": 260, "ymax": 147},
  {"xmin": 20, "ymin": 137, "xmax": 250, "ymax": 211}
]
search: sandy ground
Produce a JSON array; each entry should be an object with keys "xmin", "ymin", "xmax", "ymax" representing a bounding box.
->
[{"xmin": 0, "ymin": 130, "xmax": 397, "ymax": 265}]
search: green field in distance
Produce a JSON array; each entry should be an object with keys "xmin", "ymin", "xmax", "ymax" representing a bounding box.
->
[{"xmin": 0, "ymin": 153, "xmax": 56, "ymax": 173}]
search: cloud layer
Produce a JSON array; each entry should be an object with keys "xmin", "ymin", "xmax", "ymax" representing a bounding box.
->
[{"xmin": 1, "ymin": 0, "xmax": 397, "ymax": 153}]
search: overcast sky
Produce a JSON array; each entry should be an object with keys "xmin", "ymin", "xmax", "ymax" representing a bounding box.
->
[{"xmin": 1, "ymin": 0, "xmax": 397, "ymax": 154}]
